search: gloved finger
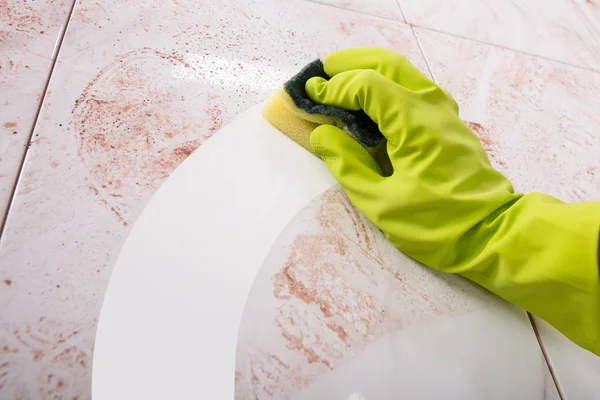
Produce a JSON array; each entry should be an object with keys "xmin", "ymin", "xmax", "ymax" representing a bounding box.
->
[
  {"xmin": 306, "ymin": 69, "xmax": 407, "ymax": 145},
  {"xmin": 322, "ymin": 47, "xmax": 433, "ymax": 90},
  {"xmin": 310, "ymin": 124, "xmax": 383, "ymax": 197}
]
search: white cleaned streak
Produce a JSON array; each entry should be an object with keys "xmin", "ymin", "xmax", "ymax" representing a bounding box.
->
[{"xmin": 171, "ymin": 53, "xmax": 289, "ymax": 90}]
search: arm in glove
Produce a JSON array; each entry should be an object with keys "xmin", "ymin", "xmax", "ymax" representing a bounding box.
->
[{"xmin": 306, "ymin": 47, "xmax": 600, "ymax": 355}]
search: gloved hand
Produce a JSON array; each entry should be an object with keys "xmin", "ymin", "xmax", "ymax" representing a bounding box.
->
[{"xmin": 306, "ymin": 47, "xmax": 600, "ymax": 355}]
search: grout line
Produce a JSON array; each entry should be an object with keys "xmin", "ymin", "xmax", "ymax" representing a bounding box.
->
[
  {"xmin": 527, "ymin": 313, "xmax": 565, "ymax": 400},
  {"xmin": 393, "ymin": 0, "xmax": 409, "ymax": 25},
  {"xmin": 302, "ymin": 0, "xmax": 407, "ymax": 24},
  {"xmin": 0, "ymin": 0, "xmax": 79, "ymax": 241},
  {"xmin": 409, "ymin": 25, "xmax": 437, "ymax": 83},
  {"xmin": 412, "ymin": 24, "xmax": 600, "ymax": 74},
  {"xmin": 394, "ymin": 0, "xmax": 438, "ymax": 82}
]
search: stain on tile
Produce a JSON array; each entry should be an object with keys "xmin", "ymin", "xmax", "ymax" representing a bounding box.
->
[
  {"xmin": 87, "ymin": 184, "xmax": 128, "ymax": 226},
  {"xmin": 235, "ymin": 187, "xmax": 486, "ymax": 398},
  {"xmin": 0, "ymin": 54, "xmax": 13, "ymax": 85},
  {"xmin": 0, "ymin": 0, "xmax": 43, "ymax": 40},
  {"xmin": 205, "ymin": 94, "xmax": 225, "ymax": 133},
  {"xmin": 71, "ymin": 48, "xmax": 218, "ymax": 224},
  {"xmin": 465, "ymin": 121, "xmax": 495, "ymax": 152},
  {"xmin": 235, "ymin": 350, "xmax": 295, "ymax": 399},
  {"xmin": 0, "ymin": 318, "xmax": 92, "ymax": 399},
  {"xmin": 546, "ymin": 68, "xmax": 580, "ymax": 96},
  {"xmin": 73, "ymin": 2, "xmax": 112, "ymax": 25},
  {"xmin": 586, "ymin": 167, "xmax": 595, "ymax": 176},
  {"xmin": 564, "ymin": 186, "xmax": 588, "ymax": 201},
  {"xmin": 465, "ymin": 121, "xmax": 484, "ymax": 135},
  {"xmin": 337, "ymin": 21, "xmax": 358, "ymax": 35}
]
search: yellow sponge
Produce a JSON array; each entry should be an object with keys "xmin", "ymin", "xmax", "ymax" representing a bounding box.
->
[{"xmin": 262, "ymin": 88, "xmax": 342, "ymax": 154}]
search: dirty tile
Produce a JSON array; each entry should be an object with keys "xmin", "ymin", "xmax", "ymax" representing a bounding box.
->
[
  {"xmin": 399, "ymin": 0, "xmax": 600, "ymax": 69},
  {"xmin": 303, "ymin": 0, "xmax": 404, "ymax": 21},
  {"xmin": 414, "ymin": 27, "xmax": 600, "ymax": 397},
  {"xmin": 0, "ymin": 0, "xmax": 425, "ymax": 397},
  {"xmin": 0, "ymin": 0, "xmax": 73, "ymax": 223},
  {"xmin": 235, "ymin": 186, "xmax": 559, "ymax": 399}
]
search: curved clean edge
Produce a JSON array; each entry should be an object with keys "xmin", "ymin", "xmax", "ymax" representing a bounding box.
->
[{"xmin": 92, "ymin": 103, "xmax": 336, "ymax": 400}]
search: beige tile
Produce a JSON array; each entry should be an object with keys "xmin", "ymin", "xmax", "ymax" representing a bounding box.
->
[
  {"xmin": 0, "ymin": 0, "xmax": 73, "ymax": 223},
  {"xmin": 0, "ymin": 0, "xmax": 425, "ymax": 398},
  {"xmin": 415, "ymin": 27, "xmax": 600, "ymax": 397},
  {"xmin": 400, "ymin": 0, "xmax": 600, "ymax": 69}
]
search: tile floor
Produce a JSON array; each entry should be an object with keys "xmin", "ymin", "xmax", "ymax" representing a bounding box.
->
[{"xmin": 0, "ymin": 0, "xmax": 599, "ymax": 398}]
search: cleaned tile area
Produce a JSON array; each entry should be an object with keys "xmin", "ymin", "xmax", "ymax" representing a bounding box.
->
[
  {"xmin": 0, "ymin": 0, "xmax": 73, "ymax": 224},
  {"xmin": 0, "ymin": 0, "xmax": 599, "ymax": 398}
]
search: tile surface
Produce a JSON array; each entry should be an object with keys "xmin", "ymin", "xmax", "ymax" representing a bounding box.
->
[
  {"xmin": 0, "ymin": 0, "xmax": 73, "ymax": 223},
  {"xmin": 235, "ymin": 186, "xmax": 559, "ymax": 399},
  {"xmin": 414, "ymin": 26, "xmax": 600, "ymax": 397},
  {"xmin": 2, "ymin": 0, "xmax": 600, "ymax": 397},
  {"xmin": 399, "ymin": 0, "xmax": 600, "ymax": 69},
  {"xmin": 0, "ymin": 0, "xmax": 425, "ymax": 398}
]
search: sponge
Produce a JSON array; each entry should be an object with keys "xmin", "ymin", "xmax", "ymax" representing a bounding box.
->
[{"xmin": 262, "ymin": 59, "xmax": 383, "ymax": 155}]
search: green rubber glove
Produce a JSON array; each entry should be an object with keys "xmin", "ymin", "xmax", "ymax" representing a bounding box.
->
[{"xmin": 306, "ymin": 47, "xmax": 600, "ymax": 355}]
